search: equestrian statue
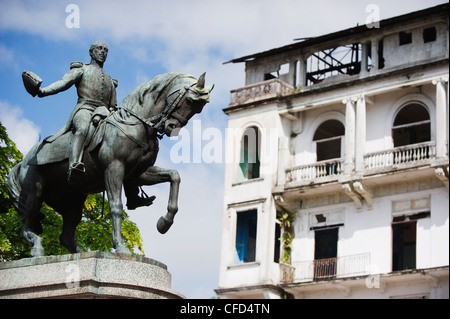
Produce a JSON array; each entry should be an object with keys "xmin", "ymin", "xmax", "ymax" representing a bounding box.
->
[{"xmin": 7, "ymin": 41, "xmax": 214, "ymax": 257}]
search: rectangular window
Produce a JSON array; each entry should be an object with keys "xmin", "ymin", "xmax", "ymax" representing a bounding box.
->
[
  {"xmin": 316, "ymin": 138, "xmax": 342, "ymax": 176},
  {"xmin": 423, "ymin": 27, "xmax": 436, "ymax": 43},
  {"xmin": 314, "ymin": 227, "xmax": 338, "ymax": 279},
  {"xmin": 235, "ymin": 210, "xmax": 258, "ymax": 264},
  {"xmin": 378, "ymin": 39, "xmax": 385, "ymax": 69},
  {"xmin": 392, "ymin": 221, "xmax": 416, "ymax": 271},
  {"xmin": 316, "ymin": 138, "xmax": 341, "ymax": 162},
  {"xmin": 399, "ymin": 32, "xmax": 412, "ymax": 45},
  {"xmin": 265, "ymin": 63, "xmax": 290, "ymax": 82},
  {"xmin": 274, "ymin": 222, "xmax": 281, "ymax": 263}
]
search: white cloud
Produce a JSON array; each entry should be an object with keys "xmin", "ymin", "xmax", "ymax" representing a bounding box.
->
[
  {"xmin": 2, "ymin": 0, "xmax": 445, "ymax": 114},
  {"xmin": 0, "ymin": 100, "xmax": 40, "ymax": 155},
  {"xmin": 0, "ymin": 1, "xmax": 68, "ymax": 40},
  {"xmin": 6, "ymin": 1, "xmax": 444, "ymax": 102},
  {"xmin": 2, "ymin": 1, "xmax": 446, "ymax": 58},
  {"xmin": 0, "ymin": 44, "xmax": 17, "ymax": 69}
]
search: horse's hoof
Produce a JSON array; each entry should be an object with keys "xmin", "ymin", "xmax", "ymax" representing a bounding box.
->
[
  {"xmin": 31, "ymin": 247, "xmax": 45, "ymax": 257},
  {"xmin": 157, "ymin": 216, "xmax": 173, "ymax": 234},
  {"xmin": 60, "ymin": 235, "xmax": 83, "ymax": 254},
  {"xmin": 114, "ymin": 245, "xmax": 129, "ymax": 254}
]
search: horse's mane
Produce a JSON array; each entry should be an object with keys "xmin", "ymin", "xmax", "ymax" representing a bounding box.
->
[{"xmin": 120, "ymin": 72, "xmax": 193, "ymax": 110}]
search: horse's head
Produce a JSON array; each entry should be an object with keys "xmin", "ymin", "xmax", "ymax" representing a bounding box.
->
[
  {"xmin": 119, "ymin": 72, "xmax": 214, "ymax": 137},
  {"xmin": 162, "ymin": 72, "xmax": 214, "ymax": 136}
]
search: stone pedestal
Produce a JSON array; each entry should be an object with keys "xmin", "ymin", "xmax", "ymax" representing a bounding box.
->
[{"xmin": 0, "ymin": 251, "xmax": 184, "ymax": 299}]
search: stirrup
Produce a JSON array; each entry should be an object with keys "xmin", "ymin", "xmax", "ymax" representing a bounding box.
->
[
  {"xmin": 67, "ymin": 162, "xmax": 86, "ymax": 184},
  {"xmin": 126, "ymin": 195, "xmax": 156, "ymax": 210}
]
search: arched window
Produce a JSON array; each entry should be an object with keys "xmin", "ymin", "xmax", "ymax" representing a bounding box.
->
[
  {"xmin": 313, "ymin": 120, "xmax": 345, "ymax": 161},
  {"xmin": 392, "ymin": 103, "xmax": 430, "ymax": 147},
  {"xmin": 239, "ymin": 126, "xmax": 260, "ymax": 181}
]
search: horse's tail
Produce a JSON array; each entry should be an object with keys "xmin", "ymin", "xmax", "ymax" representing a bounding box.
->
[{"xmin": 6, "ymin": 162, "xmax": 25, "ymax": 217}]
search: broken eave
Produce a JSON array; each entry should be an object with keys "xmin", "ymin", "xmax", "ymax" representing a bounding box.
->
[{"xmin": 223, "ymin": 3, "xmax": 449, "ymax": 65}]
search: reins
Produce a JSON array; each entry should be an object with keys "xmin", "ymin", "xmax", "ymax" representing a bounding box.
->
[
  {"xmin": 105, "ymin": 79, "xmax": 195, "ymax": 149},
  {"xmin": 118, "ymin": 82, "xmax": 195, "ymax": 131}
]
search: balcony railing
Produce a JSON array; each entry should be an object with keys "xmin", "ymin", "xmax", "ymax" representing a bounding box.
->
[
  {"xmin": 281, "ymin": 253, "xmax": 370, "ymax": 283},
  {"xmin": 285, "ymin": 142, "xmax": 439, "ymax": 186},
  {"xmin": 364, "ymin": 141, "xmax": 436, "ymax": 173},
  {"xmin": 229, "ymin": 79, "xmax": 294, "ymax": 107},
  {"xmin": 286, "ymin": 158, "xmax": 344, "ymax": 185}
]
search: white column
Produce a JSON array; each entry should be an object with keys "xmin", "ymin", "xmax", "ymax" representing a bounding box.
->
[
  {"xmin": 360, "ymin": 42, "xmax": 369, "ymax": 77},
  {"xmin": 433, "ymin": 76, "xmax": 449, "ymax": 159},
  {"xmin": 288, "ymin": 60, "xmax": 297, "ymax": 87},
  {"xmin": 343, "ymin": 97, "xmax": 356, "ymax": 174},
  {"xmin": 277, "ymin": 134, "xmax": 290, "ymax": 186},
  {"xmin": 370, "ymin": 38, "xmax": 380, "ymax": 74},
  {"xmin": 355, "ymin": 96, "xmax": 367, "ymax": 173},
  {"xmin": 297, "ymin": 55, "xmax": 307, "ymax": 89}
]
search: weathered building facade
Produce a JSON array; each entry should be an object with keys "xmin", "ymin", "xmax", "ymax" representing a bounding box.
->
[{"xmin": 216, "ymin": 4, "xmax": 449, "ymax": 299}]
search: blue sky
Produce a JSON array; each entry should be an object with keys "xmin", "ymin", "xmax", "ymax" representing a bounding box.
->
[{"xmin": 0, "ymin": 0, "xmax": 446, "ymax": 299}]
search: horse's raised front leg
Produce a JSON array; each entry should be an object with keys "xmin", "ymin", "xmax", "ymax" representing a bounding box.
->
[
  {"xmin": 133, "ymin": 166, "xmax": 180, "ymax": 234},
  {"xmin": 105, "ymin": 160, "xmax": 128, "ymax": 253}
]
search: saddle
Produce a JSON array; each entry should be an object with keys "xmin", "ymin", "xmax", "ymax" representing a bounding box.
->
[{"xmin": 28, "ymin": 107, "xmax": 109, "ymax": 166}]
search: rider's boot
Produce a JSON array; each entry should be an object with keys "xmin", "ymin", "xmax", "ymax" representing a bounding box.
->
[
  {"xmin": 124, "ymin": 185, "xmax": 156, "ymax": 210},
  {"xmin": 68, "ymin": 132, "xmax": 87, "ymax": 184},
  {"xmin": 126, "ymin": 195, "xmax": 156, "ymax": 210}
]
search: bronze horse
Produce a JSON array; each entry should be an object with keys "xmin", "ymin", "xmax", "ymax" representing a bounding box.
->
[{"xmin": 7, "ymin": 72, "xmax": 213, "ymax": 257}]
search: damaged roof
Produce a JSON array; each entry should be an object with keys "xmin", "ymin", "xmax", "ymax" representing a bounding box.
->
[{"xmin": 224, "ymin": 3, "xmax": 449, "ymax": 65}]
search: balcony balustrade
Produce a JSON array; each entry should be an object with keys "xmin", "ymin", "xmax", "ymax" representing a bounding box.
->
[
  {"xmin": 364, "ymin": 141, "xmax": 436, "ymax": 173},
  {"xmin": 280, "ymin": 253, "xmax": 370, "ymax": 283},
  {"xmin": 285, "ymin": 142, "xmax": 439, "ymax": 186},
  {"xmin": 229, "ymin": 79, "xmax": 294, "ymax": 107},
  {"xmin": 286, "ymin": 158, "xmax": 344, "ymax": 186}
]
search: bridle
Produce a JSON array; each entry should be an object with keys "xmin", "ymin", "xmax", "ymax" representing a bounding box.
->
[
  {"xmin": 117, "ymin": 81, "xmax": 196, "ymax": 131},
  {"xmin": 104, "ymin": 79, "xmax": 197, "ymax": 150}
]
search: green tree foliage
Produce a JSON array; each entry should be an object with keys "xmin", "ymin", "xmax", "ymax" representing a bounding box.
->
[
  {"xmin": 0, "ymin": 122, "xmax": 144, "ymax": 261},
  {"xmin": 0, "ymin": 122, "xmax": 22, "ymax": 214},
  {"xmin": 278, "ymin": 209, "xmax": 296, "ymax": 264},
  {"xmin": 0, "ymin": 122, "xmax": 23, "ymax": 258}
]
